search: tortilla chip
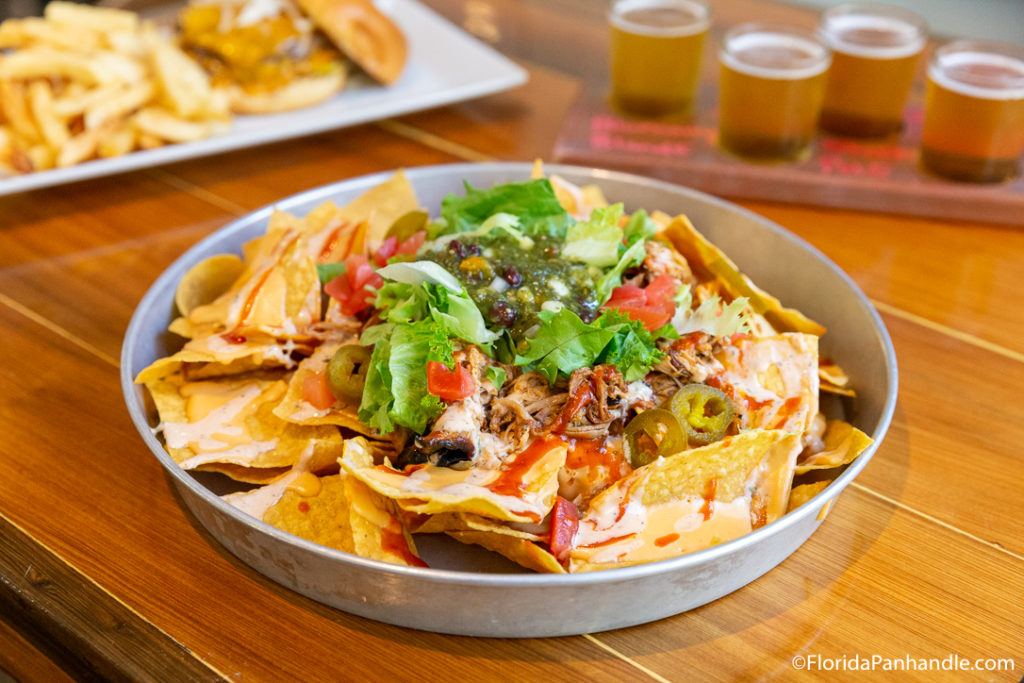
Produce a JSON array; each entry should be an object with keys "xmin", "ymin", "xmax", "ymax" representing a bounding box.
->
[
  {"xmin": 569, "ymin": 430, "xmax": 801, "ymax": 571},
  {"xmin": 174, "ymin": 253, "xmax": 245, "ymax": 317},
  {"xmin": 661, "ymin": 215, "xmax": 826, "ymax": 336},
  {"xmin": 448, "ymin": 530, "xmax": 565, "ymax": 574},
  {"xmin": 146, "ymin": 374, "xmax": 343, "ymax": 476},
  {"xmin": 787, "ymin": 480, "xmax": 831, "ymax": 512},
  {"xmin": 331, "ymin": 169, "xmax": 419, "ymax": 253},
  {"xmin": 340, "ymin": 436, "xmax": 567, "ymax": 524},
  {"xmin": 257, "ymin": 470, "xmax": 424, "ymax": 566},
  {"xmin": 716, "ymin": 333, "xmax": 820, "ymax": 435},
  {"xmin": 263, "ymin": 474, "xmax": 357, "ymax": 552},
  {"xmin": 795, "ymin": 420, "xmax": 873, "ymax": 474},
  {"xmin": 171, "ymin": 221, "xmax": 321, "ymax": 341},
  {"xmin": 135, "ymin": 333, "xmax": 312, "ymax": 384}
]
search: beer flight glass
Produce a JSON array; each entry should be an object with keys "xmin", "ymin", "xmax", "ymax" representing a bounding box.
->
[
  {"xmin": 607, "ymin": 2, "xmax": 1024, "ymax": 181},
  {"xmin": 609, "ymin": 0, "xmax": 711, "ymax": 117},
  {"xmin": 717, "ymin": 23, "xmax": 831, "ymax": 161},
  {"xmin": 920, "ymin": 40, "xmax": 1024, "ymax": 183},
  {"xmin": 817, "ymin": 3, "xmax": 927, "ymax": 138}
]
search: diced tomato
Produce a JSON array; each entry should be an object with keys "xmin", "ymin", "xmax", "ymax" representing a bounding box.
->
[
  {"xmin": 325, "ymin": 254, "xmax": 383, "ymax": 316},
  {"xmin": 608, "ymin": 305, "xmax": 672, "ymax": 331},
  {"xmin": 549, "ymin": 496, "xmax": 579, "ymax": 563},
  {"xmin": 373, "ymin": 230, "xmax": 427, "ymax": 267},
  {"xmin": 302, "ymin": 371, "xmax": 336, "ymax": 410},
  {"xmin": 602, "ymin": 274, "xmax": 678, "ymax": 331},
  {"xmin": 373, "ymin": 237, "xmax": 399, "ymax": 267},
  {"xmin": 604, "ymin": 284, "xmax": 646, "ymax": 307},
  {"xmin": 426, "ymin": 360, "xmax": 475, "ymax": 401},
  {"xmin": 396, "ymin": 230, "xmax": 426, "ymax": 257},
  {"xmin": 643, "ymin": 274, "xmax": 677, "ymax": 307}
]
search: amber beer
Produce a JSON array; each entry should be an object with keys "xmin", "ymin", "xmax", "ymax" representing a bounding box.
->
[
  {"xmin": 609, "ymin": 0, "xmax": 710, "ymax": 117},
  {"xmin": 718, "ymin": 24, "xmax": 831, "ymax": 161},
  {"xmin": 818, "ymin": 4, "xmax": 927, "ymax": 137},
  {"xmin": 921, "ymin": 40, "xmax": 1024, "ymax": 183}
]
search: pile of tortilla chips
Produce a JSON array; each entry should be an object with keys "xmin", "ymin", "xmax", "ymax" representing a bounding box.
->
[{"xmin": 136, "ymin": 163, "xmax": 872, "ymax": 572}]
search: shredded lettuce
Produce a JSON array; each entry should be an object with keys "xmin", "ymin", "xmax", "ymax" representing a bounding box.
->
[
  {"xmin": 377, "ymin": 261, "xmax": 462, "ymax": 293},
  {"xmin": 562, "ymin": 204, "xmax": 624, "ymax": 267},
  {"xmin": 514, "ymin": 308, "xmax": 665, "ymax": 384},
  {"xmin": 671, "ymin": 286, "xmax": 751, "ymax": 337},
  {"xmin": 595, "ymin": 239, "xmax": 647, "ymax": 304},
  {"xmin": 440, "ymin": 178, "xmax": 574, "ymax": 238},
  {"xmin": 359, "ymin": 261, "xmax": 500, "ymax": 433},
  {"xmin": 358, "ymin": 319, "xmax": 451, "ymax": 434}
]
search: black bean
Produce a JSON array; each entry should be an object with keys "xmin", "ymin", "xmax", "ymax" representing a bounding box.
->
[
  {"xmin": 502, "ymin": 265, "xmax": 522, "ymax": 286},
  {"xmin": 447, "ymin": 239, "xmax": 467, "ymax": 258},
  {"xmin": 489, "ymin": 300, "xmax": 518, "ymax": 328}
]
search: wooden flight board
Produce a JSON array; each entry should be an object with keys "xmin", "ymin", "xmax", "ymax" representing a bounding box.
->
[{"xmin": 553, "ymin": 84, "xmax": 1024, "ymax": 227}]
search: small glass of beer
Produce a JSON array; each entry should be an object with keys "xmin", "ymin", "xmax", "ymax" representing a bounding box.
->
[
  {"xmin": 920, "ymin": 39, "xmax": 1024, "ymax": 183},
  {"xmin": 718, "ymin": 23, "xmax": 831, "ymax": 161},
  {"xmin": 817, "ymin": 3, "xmax": 927, "ymax": 137},
  {"xmin": 608, "ymin": 0, "xmax": 711, "ymax": 118}
]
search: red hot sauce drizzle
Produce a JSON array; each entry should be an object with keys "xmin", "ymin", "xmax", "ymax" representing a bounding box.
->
[
  {"xmin": 699, "ymin": 477, "xmax": 717, "ymax": 521},
  {"xmin": 380, "ymin": 519, "xmax": 428, "ymax": 568}
]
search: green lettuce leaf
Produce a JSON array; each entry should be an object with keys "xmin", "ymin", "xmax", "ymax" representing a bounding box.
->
[
  {"xmin": 514, "ymin": 308, "xmax": 666, "ymax": 384},
  {"xmin": 440, "ymin": 179, "xmax": 574, "ymax": 238},
  {"xmin": 671, "ymin": 286, "xmax": 751, "ymax": 337},
  {"xmin": 595, "ymin": 239, "xmax": 647, "ymax": 304},
  {"xmin": 563, "ymin": 203, "xmax": 624, "ymax": 267},
  {"xmin": 358, "ymin": 319, "xmax": 453, "ymax": 434}
]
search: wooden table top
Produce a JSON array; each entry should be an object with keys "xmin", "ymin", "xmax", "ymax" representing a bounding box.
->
[{"xmin": 1, "ymin": 0, "xmax": 1021, "ymax": 680}]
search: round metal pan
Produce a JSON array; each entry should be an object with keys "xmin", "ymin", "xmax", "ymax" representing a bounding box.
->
[{"xmin": 121, "ymin": 162, "xmax": 898, "ymax": 637}]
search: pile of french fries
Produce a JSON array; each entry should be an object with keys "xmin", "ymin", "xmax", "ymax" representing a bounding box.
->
[{"xmin": 0, "ymin": 2, "xmax": 231, "ymax": 176}]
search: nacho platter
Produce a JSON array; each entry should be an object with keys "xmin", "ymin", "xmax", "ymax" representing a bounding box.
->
[{"xmin": 121, "ymin": 162, "xmax": 897, "ymax": 637}]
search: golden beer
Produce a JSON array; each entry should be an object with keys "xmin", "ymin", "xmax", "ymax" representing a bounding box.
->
[
  {"xmin": 818, "ymin": 4, "xmax": 927, "ymax": 137},
  {"xmin": 718, "ymin": 24, "xmax": 831, "ymax": 161},
  {"xmin": 921, "ymin": 40, "xmax": 1024, "ymax": 183},
  {"xmin": 609, "ymin": 0, "xmax": 710, "ymax": 117}
]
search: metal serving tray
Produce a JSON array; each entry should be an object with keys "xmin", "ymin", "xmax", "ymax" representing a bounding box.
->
[{"xmin": 121, "ymin": 162, "xmax": 898, "ymax": 637}]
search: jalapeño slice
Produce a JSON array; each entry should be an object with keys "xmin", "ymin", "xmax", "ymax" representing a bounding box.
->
[{"xmin": 668, "ymin": 383, "xmax": 736, "ymax": 446}]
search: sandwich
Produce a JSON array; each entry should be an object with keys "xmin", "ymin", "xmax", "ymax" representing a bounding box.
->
[{"xmin": 177, "ymin": 0, "xmax": 407, "ymax": 114}]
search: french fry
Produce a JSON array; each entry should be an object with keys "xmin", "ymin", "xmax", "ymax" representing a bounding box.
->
[
  {"xmin": 133, "ymin": 107, "xmax": 214, "ymax": 143},
  {"xmin": 0, "ymin": 80, "xmax": 40, "ymax": 144},
  {"xmin": 0, "ymin": 2, "xmax": 231, "ymax": 176},
  {"xmin": 97, "ymin": 123, "xmax": 136, "ymax": 159},
  {"xmin": 151, "ymin": 42, "xmax": 218, "ymax": 119},
  {"xmin": 26, "ymin": 142, "xmax": 54, "ymax": 171},
  {"xmin": 52, "ymin": 83, "xmax": 120, "ymax": 118},
  {"xmin": 56, "ymin": 120, "xmax": 116, "ymax": 168},
  {"xmin": 83, "ymin": 80, "xmax": 153, "ymax": 130},
  {"xmin": 27, "ymin": 80, "xmax": 70, "ymax": 152},
  {"xmin": 44, "ymin": 1, "xmax": 139, "ymax": 33}
]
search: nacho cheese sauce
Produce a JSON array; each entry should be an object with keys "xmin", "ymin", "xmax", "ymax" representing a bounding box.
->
[
  {"xmin": 162, "ymin": 382, "xmax": 281, "ymax": 465},
  {"xmin": 222, "ymin": 445, "xmax": 318, "ymax": 518},
  {"xmin": 715, "ymin": 335, "xmax": 818, "ymax": 432},
  {"xmin": 573, "ymin": 484, "xmax": 753, "ymax": 566}
]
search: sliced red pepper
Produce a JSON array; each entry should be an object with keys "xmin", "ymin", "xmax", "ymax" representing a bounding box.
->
[
  {"xmin": 302, "ymin": 371, "xmax": 336, "ymax": 410},
  {"xmin": 426, "ymin": 360, "xmax": 475, "ymax": 401},
  {"xmin": 549, "ymin": 496, "xmax": 579, "ymax": 563}
]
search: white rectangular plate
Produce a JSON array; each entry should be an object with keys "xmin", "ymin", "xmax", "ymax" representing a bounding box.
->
[{"xmin": 0, "ymin": 0, "xmax": 528, "ymax": 196}]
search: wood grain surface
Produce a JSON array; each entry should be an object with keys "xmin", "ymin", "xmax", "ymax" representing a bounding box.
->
[{"xmin": 0, "ymin": 0, "xmax": 1021, "ymax": 681}]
